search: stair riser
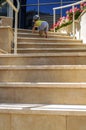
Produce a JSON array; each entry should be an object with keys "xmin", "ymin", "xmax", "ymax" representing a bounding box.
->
[
  {"xmin": 0, "ymin": 68, "xmax": 86, "ymax": 82},
  {"xmin": 0, "ymin": 87, "xmax": 86, "ymax": 104},
  {"xmin": 12, "ymin": 49, "xmax": 86, "ymax": 53},
  {"xmin": 18, "ymin": 34, "xmax": 72, "ymax": 39},
  {"xmin": 0, "ymin": 112, "xmax": 66, "ymax": 130},
  {"xmin": 18, "ymin": 29, "xmax": 68, "ymax": 36},
  {"xmin": 18, "ymin": 38, "xmax": 81, "ymax": 44},
  {"xmin": 1, "ymin": 111, "xmax": 86, "ymax": 130},
  {"xmin": 17, "ymin": 44, "xmax": 85, "ymax": 48},
  {"xmin": 18, "ymin": 30, "xmax": 32, "ymax": 33},
  {"xmin": 0, "ymin": 56, "xmax": 86, "ymax": 65}
]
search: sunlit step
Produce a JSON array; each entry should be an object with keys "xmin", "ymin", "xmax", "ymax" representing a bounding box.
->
[
  {"xmin": 12, "ymin": 47, "xmax": 86, "ymax": 53},
  {"xmin": 0, "ymin": 103, "xmax": 86, "ymax": 130},
  {"xmin": 18, "ymin": 32, "xmax": 72, "ymax": 39},
  {"xmin": 0, "ymin": 82, "xmax": 86, "ymax": 104},
  {"xmin": 17, "ymin": 42, "xmax": 85, "ymax": 48},
  {"xmin": 1, "ymin": 53, "xmax": 86, "ymax": 65},
  {"xmin": 0, "ymin": 65, "xmax": 86, "ymax": 82},
  {"xmin": 17, "ymin": 37, "xmax": 82, "ymax": 43}
]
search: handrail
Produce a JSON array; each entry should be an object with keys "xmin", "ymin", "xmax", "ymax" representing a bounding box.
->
[
  {"xmin": 6, "ymin": 0, "xmax": 20, "ymax": 54},
  {"xmin": 6, "ymin": 0, "xmax": 18, "ymax": 12},
  {"xmin": 53, "ymin": 0, "xmax": 86, "ymax": 10},
  {"xmin": 53, "ymin": 0, "xmax": 86, "ymax": 39}
]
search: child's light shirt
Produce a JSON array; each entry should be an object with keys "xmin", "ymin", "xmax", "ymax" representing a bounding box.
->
[{"xmin": 35, "ymin": 20, "xmax": 44, "ymax": 27}]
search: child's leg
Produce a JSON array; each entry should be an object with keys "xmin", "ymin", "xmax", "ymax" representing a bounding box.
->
[
  {"xmin": 44, "ymin": 22, "xmax": 49, "ymax": 38},
  {"xmin": 39, "ymin": 30, "xmax": 44, "ymax": 36},
  {"xmin": 44, "ymin": 31, "xmax": 48, "ymax": 38},
  {"xmin": 39, "ymin": 21, "xmax": 49, "ymax": 38}
]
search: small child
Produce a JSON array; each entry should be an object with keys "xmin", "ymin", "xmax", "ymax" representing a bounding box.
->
[{"xmin": 32, "ymin": 15, "xmax": 49, "ymax": 38}]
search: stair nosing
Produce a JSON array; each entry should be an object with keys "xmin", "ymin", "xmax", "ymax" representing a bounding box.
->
[
  {"xmin": 0, "ymin": 82, "xmax": 86, "ymax": 88},
  {"xmin": 0, "ymin": 103, "xmax": 86, "ymax": 116},
  {"xmin": 0, "ymin": 65, "xmax": 86, "ymax": 70}
]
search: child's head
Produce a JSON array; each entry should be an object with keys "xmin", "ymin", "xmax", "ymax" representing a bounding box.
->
[{"xmin": 33, "ymin": 15, "xmax": 40, "ymax": 22}]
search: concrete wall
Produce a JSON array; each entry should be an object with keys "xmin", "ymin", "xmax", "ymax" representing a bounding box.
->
[
  {"xmin": 76, "ymin": 10, "xmax": 86, "ymax": 44},
  {"xmin": 0, "ymin": 107, "xmax": 86, "ymax": 130},
  {"xmin": 0, "ymin": 27, "xmax": 13, "ymax": 53}
]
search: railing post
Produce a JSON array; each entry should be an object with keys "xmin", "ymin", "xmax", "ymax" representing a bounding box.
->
[
  {"xmin": 72, "ymin": 5, "xmax": 75, "ymax": 39},
  {"xmin": 6, "ymin": 0, "xmax": 20, "ymax": 54},
  {"xmin": 14, "ymin": 12, "xmax": 18, "ymax": 54},
  {"xmin": 38, "ymin": 0, "xmax": 39, "ymax": 16},
  {"xmin": 14, "ymin": 0, "xmax": 20, "ymax": 54},
  {"xmin": 53, "ymin": 9, "xmax": 55, "ymax": 32}
]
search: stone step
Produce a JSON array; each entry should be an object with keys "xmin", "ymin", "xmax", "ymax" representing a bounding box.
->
[
  {"xmin": 18, "ymin": 28, "xmax": 68, "ymax": 36},
  {"xmin": 18, "ymin": 29, "xmax": 32, "ymax": 33},
  {"xmin": 1, "ymin": 53, "xmax": 86, "ymax": 65},
  {"xmin": 17, "ymin": 37, "xmax": 82, "ymax": 44},
  {"xmin": 0, "ymin": 103, "xmax": 86, "ymax": 130},
  {"xmin": 0, "ymin": 65, "xmax": 86, "ymax": 82},
  {"xmin": 0, "ymin": 82, "xmax": 86, "ymax": 104},
  {"xmin": 17, "ymin": 42, "xmax": 85, "ymax": 48},
  {"xmin": 18, "ymin": 32, "xmax": 72, "ymax": 39},
  {"xmin": 12, "ymin": 48, "xmax": 86, "ymax": 53}
]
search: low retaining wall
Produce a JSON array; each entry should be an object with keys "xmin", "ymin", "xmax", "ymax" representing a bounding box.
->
[
  {"xmin": 0, "ymin": 27, "xmax": 13, "ymax": 53},
  {"xmin": 0, "ymin": 16, "xmax": 13, "ymax": 27},
  {"xmin": 73, "ymin": 9, "xmax": 86, "ymax": 43}
]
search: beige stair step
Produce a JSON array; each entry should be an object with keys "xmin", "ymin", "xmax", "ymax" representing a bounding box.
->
[
  {"xmin": 1, "ymin": 53, "xmax": 86, "ymax": 65},
  {"xmin": 0, "ymin": 82, "xmax": 86, "ymax": 104},
  {"xmin": 17, "ymin": 42, "xmax": 85, "ymax": 48},
  {"xmin": 0, "ymin": 103, "xmax": 86, "ymax": 130},
  {"xmin": 17, "ymin": 37, "xmax": 82, "ymax": 43},
  {"xmin": 0, "ymin": 65, "xmax": 86, "ymax": 82},
  {"xmin": 18, "ymin": 28, "xmax": 68, "ymax": 36},
  {"xmin": 12, "ymin": 48, "xmax": 86, "ymax": 53},
  {"xmin": 18, "ymin": 28, "xmax": 32, "ymax": 33},
  {"xmin": 18, "ymin": 32, "xmax": 72, "ymax": 39}
]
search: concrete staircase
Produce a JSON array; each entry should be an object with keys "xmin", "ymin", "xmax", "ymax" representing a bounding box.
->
[{"xmin": 1, "ymin": 29, "xmax": 86, "ymax": 130}]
